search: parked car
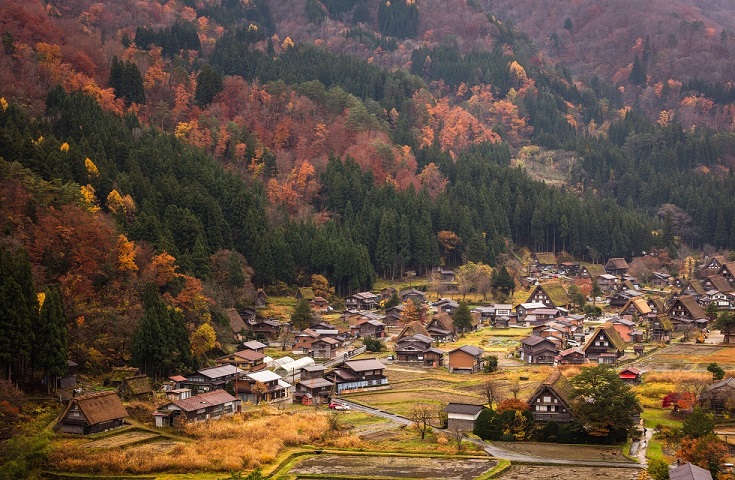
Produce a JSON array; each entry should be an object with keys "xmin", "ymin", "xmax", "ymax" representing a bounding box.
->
[{"xmin": 328, "ymin": 401, "xmax": 350, "ymax": 410}]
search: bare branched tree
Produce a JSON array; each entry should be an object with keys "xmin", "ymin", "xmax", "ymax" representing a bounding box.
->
[{"xmin": 410, "ymin": 403, "xmax": 434, "ymax": 439}]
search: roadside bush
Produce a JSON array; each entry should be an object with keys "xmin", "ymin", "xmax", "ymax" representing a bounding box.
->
[
  {"xmin": 536, "ymin": 421, "xmax": 559, "ymax": 442},
  {"xmin": 647, "ymin": 458, "xmax": 670, "ymax": 480}
]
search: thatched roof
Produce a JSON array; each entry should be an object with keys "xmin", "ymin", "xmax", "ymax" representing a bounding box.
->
[
  {"xmin": 119, "ymin": 375, "xmax": 152, "ymax": 396},
  {"xmin": 528, "ymin": 369, "xmax": 572, "ymax": 407},
  {"xmin": 108, "ymin": 366, "xmax": 139, "ymax": 383},
  {"xmin": 60, "ymin": 391, "xmax": 128, "ymax": 426},
  {"xmin": 536, "ymin": 284, "xmax": 571, "ymax": 308},
  {"xmin": 706, "ymin": 275, "xmax": 733, "ymax": 293},
  {"xmin": 621, "ymin": 297, "xmax": 652, "ymax": 316},
  {"xmin": 605, "ymin": 257, "xmax": 629, "ymax": 270},
  {"xmin": 534, "ymin": 252, "xmax": 557, "ymax": 266},
  {"xmin": 396, "ymin": 321, "xmax": 430, "ymax": 340},
  {"xmin": 227, "ymin": 308, "xmax": 247, "ymax": 334},
  {"xmin": 654, "ymin": 314, "xmax": 674, "ymax": 331},
  {"xmin": 581, "ymin": 263, "xmax": 606, "ymax": 278},
  {"xmin": 296, "ymin": 287, "xmax": 315, "ymax": 300},
  {"xmin": 670, "ymin": 295, "xmax": 707, "ymax": 320},
  {"xmin": 584, "ymin": 322, "xmax": 627, "ymax": 353}
]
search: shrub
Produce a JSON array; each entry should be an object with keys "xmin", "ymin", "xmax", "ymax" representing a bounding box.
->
[{"xmin": 647, "ymin": 458, "xmax": 670, "ymax": 480}]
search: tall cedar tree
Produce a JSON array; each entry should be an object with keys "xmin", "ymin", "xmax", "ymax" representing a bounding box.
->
[
  {"xmin": 453, "ymin": 301, "xmax": 473, "ymax": 333},
  {"xmin": 35, "ymin": 287, "xmax": 68, "ymax": 393},
  {"xmin": 291, "ymin": 299, "xmax": 314, "ymax": 331},
  {"xmin": 109, "ymin": 57, "xmax": 146, "ymax": 105},
  {"xmin": 195, "ymin": 65, "xmax": 224, "ymax": 107},
  {"xmin": 0, "ymin": 249, "xmax": 36, "ymax": 381}
]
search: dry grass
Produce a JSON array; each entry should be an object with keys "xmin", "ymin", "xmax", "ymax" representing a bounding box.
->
[
  {"xmin": 49, "ymin": 409, "xmax": 330, "ymax": 474},
  {"xmin": 643, "ymin": 371, "xmax": 711, "ymax": 383}
]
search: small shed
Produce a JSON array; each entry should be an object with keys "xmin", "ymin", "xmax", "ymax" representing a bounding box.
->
[
  {"xmin": 56, "ymin": 391, "xmax": 128, "ymax": 434},
  {"xmin": 118, "ymin": 374, "xmax": 153, "ymax": 400},
  {"xmin": 619, "ymin": 367, "xmax": 642, "ymax": 384},
  {"xmin": 443, "ymin": 403, "xmax": 485, "ymax": 432}
]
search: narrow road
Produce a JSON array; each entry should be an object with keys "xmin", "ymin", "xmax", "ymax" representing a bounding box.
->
[{"xmin": 338, "ymin": 399, "xmax": 645, "ymax": 469}]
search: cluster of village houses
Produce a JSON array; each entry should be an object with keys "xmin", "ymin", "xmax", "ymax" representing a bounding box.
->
[{"xmin": 55, "ymin": 255, "xmax": 735, "ymax": 445}]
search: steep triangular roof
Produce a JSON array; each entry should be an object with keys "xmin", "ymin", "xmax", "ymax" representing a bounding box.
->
[
  {"xmin": 59, "ymin": 391, "xmax": 128, "ymax": 427},
  {"xmin": 669, "ymin": 295, "xmax": 707, "ymax": 320},
  {"xmin": 682, "ymin": 279, "xmax": 706, "ymax": 296},
  {"xmin": 227, "ymin": 308, "xmax": 247, "ymax": 334},
  {"xmin": 583, "ymin": 322, "xmax": 627, "ymax": 352},
  {"xmin": 396, "ymin": 321, "xmax": 430, "ymax": 340},
  {"xmin": 651, "ymin": 314, "xmax": 674, "ymax": 331},
  {"xmin": 605, "ymin": 257, "xmax": 629, "ymax": 270},
  {"xmin": 621, "ymin": 297, "xmax": 652, "ymax": 316},
  {"xmin": 534, "ymin": 252, "xmax": 557, "ymax": 265},
  {"xmin": 528, "ymin": 370, "xmax": 572, "ymax": 407},
  {"xmin": 119, "ymin": 375, "xmax": 152, "ymax": 395},
  {"xmin": 581, "ymin": 263, "xmax": 605, "ymax": 278},
  {"xmin": 539, "ymin": 284, "xmax": 571, "ymax": 307},
  {"xmin": 705, "ymin": 275, "xmax": 734, "ymax": 293},
  {"xmin": 428, "ymin": 312, "xmax": 455, "ymax": 332}
]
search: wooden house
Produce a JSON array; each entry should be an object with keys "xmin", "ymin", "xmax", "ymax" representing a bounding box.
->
[
  {"xmin": 293, "ymin": 377, "xmax": 333, "ymax": 406},
  {"xmin": 558, "ymin": 261, "xmax": 580, "ymax": 276},
  {"xmin": 669, "ymin": 462, "xmax": 713, "ymax": 480},
  {"xmin": 527, "ymin": 370, "xmax": 572, "ymax": 423},
  {"xmin": 310, "ymin": 337, "xmax": 340, "ymax": 359},
  {"xmin": 107, "ymin": 366, "xmax": 139, "ymax": 388},
  {"xmin": 519, "ymin": 336, "xmax": 558, "ymax": 364},
  {"xmin": 554, "ymin": 347, "xmax": 588, "ymax": 365},
  {"xmin": 254, "ymin": 288, "xmax": 268, "ymax": 307},
  {"xmin": 700, "ymin": 255, "xmax": 728, "ymax": 278},
  {"xmin": 648, "ymin": 314, "xmax": 674, "ymax": 341},
  {"xmin": 300, "ymin": 364, "xmax": 327, "ymax": 380},
  {"xmin": 596, "ymin": 274, "xmax": 620, "ymax": 295},
  {"xmin": 447, "ymin": 345, "xmax": 484, "ymax": 374},
  {"xmin": 226, "ymin": 308, "xmax": 248, "ymax": 340},
  {"xmin": 435, "ymin": 298, "xmax": 459, "ymax": 314},
  {"xmin": 609, "ymin": 283, "xmax": 642, "ymax": 308},
  {"xmin": 394, "ymin": 334, "xmax": 444, "ymax": 367},
  {"xmin": 680, "ymin": 279, "xmax": 706, "ymax": 299},
  {"xmin": 350, "ymin": 318, "xmax": 386, "ymax": 339},
  {"xmin": 249, "ymin": 318, "xmax": 282, "ymax": 341},
  {"xmin": 700, "ymin": 377, "xmax": 735, "ymax": 413},
  {"xmin": 399, "ymin": 288, "xmax": 426, "ymax": 304},
  {"xmin": 619, "ymin": 367, "xmax": 642, "ymax": 384},
  {"xmin": 702, "ymin": 275, "xmax": 734, "ymax": 294},
  {"xmin": 238, "ymin": 370, "xmax": 291, "ymax": 404},
  {"xmin": 310, "ymin": 296, "xmax": 330, "ymax": 311},
  {"xmin": 583, "ymin": 322, "xmax": 627, "ymax": 364},
  {"xmin": 118, "ymin": 374, "xmax": 153, "ymax": 400},
  {"xmin": 380, "ymin": 287, "xmax": 397, "ymax": 301},
  {"xmin": 647, "ymin": 297, "xmax": 667, "ymax": 314},
  {"xmin": 345, "ymin": 292, "xmax": 379, "ymax": 310},
  {"xmin": 182, "ymin": 365, "xmax": 243, "ymax": 393},
  {"xmin": 443, "ymin": 403, "xmax": 485, "ymax": 431},
  {"xmin": 395, "ymin": 321, "xmax": 431, "ymax": 341},
  {"xmin": 515, "ymin": 302, "xmax": 547, "ymax": 322},
  {"xmin": 242, "ymin": 340, "xmax": 267, "ymax": 353},
  {"xmin": 649, "ymin": 272, "xmax": 671, "ymax": 289},
  {"xmin": 329, "ymin": 358, "xmax": 388, "ymax": 394},
  {"xmin": 56, "ymin": 391, "xmax": 128, "ymax": 434},
  {"xmin": 533, "ymin": 252, "xmax": 557, "ymax": 270},
  {"xmin": 165, "ymin": 388, "xmax": 192, "ymax": 402},
  {"xmin": 611, "ymin": 317, "xmax": 636, "ymax": 343},
  {"xmin": 579, "ymin": 263, "xmax": 605, "ymax": 280},
  {"xmin": 667, "ymin": 295, "xmax": 708, "ymax": 329},
  {"xmin": 383, "ymin": 304, "xmax": 405, "ymax": 325},
  {"xmin": 717, "ymin": 261, "xmax": 735, "ymax": 286},
  {"xmin": 215, "ymin": 349, "xmax": 266, "ymax": 372},
  {"xmin": 525, "ymin": 284, "xmax": 571, "ymax": 309},
  {"xmin": 426, "ymin": 313, "xmax": 456, "ymax": 342},
  {"xmin": 605, "ymin": 257, "xmax": 630, "ymax": 276},
  {"xmin": 154, "ymin": 390, "xmax": 240, "ymax": 426},
  {"xmin": 620, "ymin": 297, "xmax": 652, "ymax": 319}
]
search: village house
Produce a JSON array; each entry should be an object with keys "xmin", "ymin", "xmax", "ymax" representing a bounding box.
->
[
  {"xmin": 295, "ymin": 287, "xmax": 315, "ymax": 301},
  {"xmin": 396, "ymin": 321, "xmax": 431, "ymax": 340},
  {"xmin": 519, "ymin": 336, "xmax": 559, "ymax": 364},
  {"xmin": 215, "ymin": 349, "xmax": 266, "ymax": 372},
  {"xmin": 605, "ymin": 257, "xmax": 630, "ymax": 276},
  {"xmin": 383, "ymin": 304, "xmax": 405, "ymax": 325},
  {"xmin": 608, "ymin": 282, "xmax": 643, "ymax": 308},
  {"xmin": 380, "ymin": 287, "xmax": 397, "ymax": 301},
  {"xmin": 700, "ymin": 255, "xmax": 728, "ymax": 278},
  {"xmin": 165, "ymin": 388, "xmax": 192, "ymax": 402},
  {"xmin": 310, "ymin": 296, "xmax": 330, "ymax": 312},
  {"xmin": 426, "ymin": 313, "xmax": 456, "ymax": 342},
  {"xmin": 329, "ymin": 358, "xmax": 389, "ymax": 394},
  {"xmin": 254, "ymin": 288, "xmax": 268, "ymax": 307},
  {"xmin": 533, "ymin": 252, "xmax": 557, "ymax": 271},
  {"xmin": 555, "ymin": 347, "xmax": 588, "ymax": 365},
  {"xmin": 434, "ymin": 298, "xmax": 459, "ymax": 314},
  {"xmin": 293, "ymin": 377, "xmax": 334, "ymax": 406},
  {"xmin": 394, "ymin": 333, "xmax": 445, "ymax": 367},
  {"xmin": 300, "ymin": 364, "xmax": 326, "ymax": 380},
  {"xmin": 107, "ymin": 366, "xmax": 139, "ymax": 388},
  {"xmin": 227, "ymin": 308, "xmax": 247, "ymax": 340},
  {"xmin": 596, "ymin": 273, "xmax": 621, "ymax": 295},
  {"xmin": 558, "ymin": 261, "xmax": 580, "ymax": 276},
  {"xmin": 399, "ymin": 288, "xmax": 426, "ymax": 304},
  {"xmin": 345, "ymin": 291, "xmax": 379, "ymax": 310},
  {"xmin": 56, "ymin": 391, "xmax": 128, "ymax": 434},
  {"xmin": 647, "ymin": 314, "xmax": 673, "ymax": 342},
  {"xmin": 647, "ymin": 297, "xmax": 667, "ymax": 314},
  {"xmin": 241, "ymin": 340, "xmax": 267, "ymax": 353},
  {"xmin": 700, "ymin": 377, "xmax": 735, "ymax": 413},
  {"xmin": 525, "ymin": 284, "xmax": 572, "ymax": 310},
  {"xmin": 310, "ymin": 337, "xmax": 341, "ymax": 359},
  {"xmin": 620, "ymin": 297, "xmax": 652, "ymax": 319},
  {"xmin": 117, "ymin": 374, "xmax": 153, "ymax": 400},
  {"xmin": 649, "ymin": 272, "xmax": 671, "ymax": 289},
  {"xmin": 680, "ymin": 279, "xmax": 707, "ymax": 300},
  {"xmin": 669, "ymin": 462, "xmax": 713, "ymax": 480},
  {"xmin": 182, "ymin": 365, "xmax": 243, "ymax": 393},
  {"xmin": 472, "ymin": 306, "xmax": 494, "ymax": 325},
  {"xmin": 527, "ymin": 370, "xmax": 572, "ymax": 422},
  {"xmin": 611, "ymin": 317, "xmax": 637, "ymax": 343},
  {"xmin": 248, "ymin": 318, "xmax": 282, "ymax": 341},
  {"xmin": 447, "ymin": 345, "xmax": 484, "ymax": 373},
  {"xmin": 444, "ymin": 403, "xmax": 485, "ymax": 431},
  {"xmin": 579, "ymin": 263, "xmax": 605, "ymax": 280},
  {"xmin": 583, "ymin": 322, "xmax": 627, "ymax": 364},
  {"xmin": 58, "ymin": 360, "xmax": 78, "ymax": 390},
  {"xmin": 667, "ymin": 295, "xmax": 708, "ymax": 331},
  {"xmin": 350, "ymin": 317, "xmax": 386, "ymax": 338},
  {"xmin": 237, "ymin": 370, "xmax": 291, "ymax": 404},
  {"xmin": 717, "ymin": 261, "xmax": 735, "ymax": 286},
  {"xmin": 515, "ymin": 302, "xmax": 547, "ymax": 322},
  {"xmin": 154, "ymin": 390, "xmax": 240, "ymax": 427}
]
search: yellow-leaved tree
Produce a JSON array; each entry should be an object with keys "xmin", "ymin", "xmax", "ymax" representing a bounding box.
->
[
  {"xmin": 117, "ymin": 234, "xmax": 138, "ymax": 272},
  {"xmin": 190, "ymin": 323, "xmax": 216, "ymax": 358}
]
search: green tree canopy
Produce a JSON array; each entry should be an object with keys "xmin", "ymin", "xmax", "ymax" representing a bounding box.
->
[
  {"xmin": 290, "ymin": 298, "xmax": 314, "ymax": 331},
  {"xmin": 569, "ymin": 365, "xmax": 641, "ymax": 437},
  {"xmin": 452, "ymin": 301, "xmax": 473, "ymax": 333}
]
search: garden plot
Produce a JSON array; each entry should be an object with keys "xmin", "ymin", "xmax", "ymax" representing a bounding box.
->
[
  {"xmin": 84, "ymin": 430, "xmax": 159, "ymax": 449},
  {"xmin": 492, "ymin": 442, "xmax": 635, "ymax": 463},
  {"xmin": 632, "ymin": 344, "xmax": 735, "ymax": 371},
  {"xmin": 289, "ymin": 454, "xmax": 497, "ymax": 479},
  {"xmin": 497, "ymin": 465, "xmax": 641, "ymax": 480}
]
